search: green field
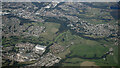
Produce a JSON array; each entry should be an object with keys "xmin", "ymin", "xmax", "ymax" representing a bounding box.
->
[
  {"xmin": 54, "ymin": 30, "xmax": 118, "ymax": 66},
  {"xmin": 40, "ymin": 22, "xmax": 60, "ymax": 41}
]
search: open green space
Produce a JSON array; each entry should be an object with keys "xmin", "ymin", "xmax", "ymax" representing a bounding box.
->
[
  {"xmin": 40, "ymin": 22, "xmax": 60, "ymax": 41},
  {"xmin": 54, "ymin": 30, "xmax": 118, "ymax": 66}
]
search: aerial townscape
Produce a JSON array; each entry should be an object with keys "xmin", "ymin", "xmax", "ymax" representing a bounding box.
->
[{"xmin": 1, "ymin": 2, "xmax": 119, "ymax": 67}]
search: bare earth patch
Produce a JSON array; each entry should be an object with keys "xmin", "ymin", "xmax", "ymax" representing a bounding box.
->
[{"xmin": 80, "ymin": 61, "xmax": 97, "ymax": 66}]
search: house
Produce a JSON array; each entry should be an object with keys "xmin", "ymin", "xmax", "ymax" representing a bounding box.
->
[{"xmin": 15, "ymin": 53, "xmax": 39, "ymax": 62}]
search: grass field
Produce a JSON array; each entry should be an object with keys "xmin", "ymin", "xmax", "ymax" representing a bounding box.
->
[
  {"xmin": 40, "ymin": 22, "xmax": 60, "ymax": 41},
  {"xmin": 56, "ymin": 31, "xmax": 109, "ymax": 57},
  {"xmin": 55, "ymin": 30, "xmax": 118, "ymax": 66}
]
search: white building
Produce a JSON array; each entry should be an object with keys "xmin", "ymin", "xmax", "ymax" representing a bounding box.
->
[{"xmin": 34, "ymin": 45, "xmax": 46, "ymax": 54}]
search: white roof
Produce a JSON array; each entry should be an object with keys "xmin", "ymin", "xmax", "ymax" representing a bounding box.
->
[{"xmin": 35, "ymin": 45, "xmax": 46, "ymax": 50}]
